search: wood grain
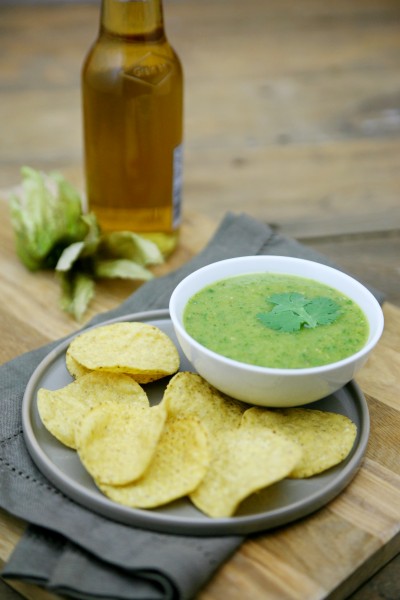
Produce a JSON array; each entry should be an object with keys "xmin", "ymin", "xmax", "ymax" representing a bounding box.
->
[
  {"xmin": 198, "ymin": 303, "xmax": 400, "ymax": 600},
  {"xmin": 1, "ymin": 0, "xmax": 399, "ymax": 306},
  {"xmin": 0, "ymin": 1, "xmax": 399, "ymax": 598},
  {"xmin": 0, "ymin": 196, "xmax": 399, "ymax": 600}
]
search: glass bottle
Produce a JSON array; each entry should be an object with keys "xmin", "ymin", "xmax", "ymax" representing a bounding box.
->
[{"xmin": 81, "ymin": 0, "xmax": 183, "ymax": 255}]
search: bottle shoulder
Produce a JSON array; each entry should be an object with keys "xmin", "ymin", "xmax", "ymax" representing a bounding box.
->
[
  {"xmin": 82, "ymin": 36, "xmax": 183, "ymax": 89},
  {"xmin": 83, "ymin": 35, "xmax": 179, "ymax": 66}
]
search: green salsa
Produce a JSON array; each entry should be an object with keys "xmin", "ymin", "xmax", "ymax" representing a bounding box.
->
[{"xmin": 183, "ymin": 273, "xmax": 369, "ymax": 369}]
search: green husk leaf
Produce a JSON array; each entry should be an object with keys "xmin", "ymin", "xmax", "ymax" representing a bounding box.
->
[
  {"xmin": 9, "ymin": 167, "xmax": 87, "ymax": 270},
  {"xmin": 55, "ymin": 213, "xmax": 101, "ymax": 273},
  {"xmin": 79, "ymin": 212, "xmax": 101, "ymax": 256},
  {"xmin": 58, "ymin": 270, "xmax": 96, "ymax": 321},
  {"xmin": 56, "ymin": 241, "xmax": 86, "ymax": 272},
  {"xmin": 94, "ymin": 258, "xmax": 154, "ymax": 281},
  {"xmin": 97, "ymin": 231, "xmax": 163, "ymax": 266},
  {"xmin": 10, "ymin": 167, "xmax": 166, "ymax": 320}
]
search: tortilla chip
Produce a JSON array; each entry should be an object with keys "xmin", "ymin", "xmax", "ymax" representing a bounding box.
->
[
  {"xmin": 37, "ymin": 371, "xmax": 149, "ymax": 449},
  {"xmin": 98, "ymin": 417, "xmax": 210, "ymax": 508},
  {"xmin": 67, "ymin": 322, "xmax": 180, "ymax": 383},
  {"xmin": 163, "ymin": 372, "xmax": 246, "ymax": 443},
  {"xmin": 65, "ymin": 349, "xmax": 90, "ymax": 379},
  {"xmin": 76, "ymin": 403, "xmax": 167, "ymax": 485},
  {"xmin": 190, "ymin": 426, "xmax": 302, "ymax": 517},
  {"xmin": 241, "ymin": 407, "xmax": 357, "ymax": 478}
]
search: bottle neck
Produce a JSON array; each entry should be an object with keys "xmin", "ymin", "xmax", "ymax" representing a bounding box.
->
[{"xmin": 100, "ymin": 0, "xmax": 165, "ymax": 41}]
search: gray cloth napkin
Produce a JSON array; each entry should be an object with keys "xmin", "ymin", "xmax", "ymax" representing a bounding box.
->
[{"xmin": 1, "ymin": 212, "xmax": 384, "ymax": 600}]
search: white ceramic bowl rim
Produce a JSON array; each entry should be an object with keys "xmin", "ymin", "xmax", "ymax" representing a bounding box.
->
[{"xmin": 169, "ymin": 255, "xmax": 384, "ymax": 376}]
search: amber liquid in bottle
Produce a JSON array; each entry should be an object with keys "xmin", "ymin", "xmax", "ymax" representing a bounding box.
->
[{"xmin": 81, "ymin": 0, "xmax": 183, "ymax": 254}]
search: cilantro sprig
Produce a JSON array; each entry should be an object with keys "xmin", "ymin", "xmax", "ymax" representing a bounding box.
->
[{"xmin": 257, "ymin": 292, "xmax": 341, "ymax": 332}]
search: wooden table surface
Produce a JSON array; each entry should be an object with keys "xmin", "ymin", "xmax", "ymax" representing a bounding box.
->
[{"xmin": 0, "ymin": 1, "xmax": 399, "ymax": 599}]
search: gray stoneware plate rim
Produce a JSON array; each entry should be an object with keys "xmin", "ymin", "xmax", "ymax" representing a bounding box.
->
[{"xmin": 22, "ymin": 308, "xmax": 370, "ymax": 536}]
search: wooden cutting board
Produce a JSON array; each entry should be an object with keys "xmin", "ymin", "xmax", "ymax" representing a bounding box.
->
[
  {"xmin": 1, "ymin": 311, "xmax": 399, "ymax": 600},
  {"xmin": 199, "ymin": 302, "xmax": 400, "ymax": 600},
  {"xmin": 0, "ymin": 200, "xmax": 399, "ymax": 599}
]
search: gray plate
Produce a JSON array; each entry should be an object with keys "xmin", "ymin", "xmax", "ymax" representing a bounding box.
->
[{"xmin": 22, "ymin": 309, "xmax": 370, "ymax": 536}]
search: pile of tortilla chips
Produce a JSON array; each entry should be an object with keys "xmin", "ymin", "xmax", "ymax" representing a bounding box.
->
[{"xmin": 37, "ymin": 321, "xmax": 357, "ymax": 518}]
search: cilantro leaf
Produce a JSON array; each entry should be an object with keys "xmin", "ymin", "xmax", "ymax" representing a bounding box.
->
[
  {"xmin": 257, "ymin": 292, "xmax": 341, "ymax": 332},
  {"xmin": 303, "ymin": 296, "xmax": 342, "ymax": 325}
]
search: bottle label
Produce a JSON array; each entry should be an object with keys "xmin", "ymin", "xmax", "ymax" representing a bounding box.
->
[
  {"xmin": 172, "ymin": 144, "xmax": 183, "ymax": 228},
  {"xmin": 125, "ymin": 53, "xmax": 173, "ymax": 86}
]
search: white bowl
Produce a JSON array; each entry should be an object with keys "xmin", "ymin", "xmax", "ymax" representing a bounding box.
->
[{"xmin": 169, "ymin": 256, "xmax": 384, "ymax": 407}]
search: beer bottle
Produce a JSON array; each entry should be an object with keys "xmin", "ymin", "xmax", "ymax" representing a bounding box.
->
[{"xmin": 81, "ymin": 0, "xmax": 184, "ymax": 255}]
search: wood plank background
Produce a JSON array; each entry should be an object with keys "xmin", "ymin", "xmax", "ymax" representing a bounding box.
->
[
  {"xmin": 1, "ymin": 0, "xmax": 400, "ymax": 308},
  {"xmin": 0, "ymin": 1, "xmax": 399, "ymax": 598}
]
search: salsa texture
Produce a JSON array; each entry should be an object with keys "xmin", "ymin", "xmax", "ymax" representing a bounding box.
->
[{"xmin": 183, "ymin": 273, "xmax": 369, "ymax": 369}]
